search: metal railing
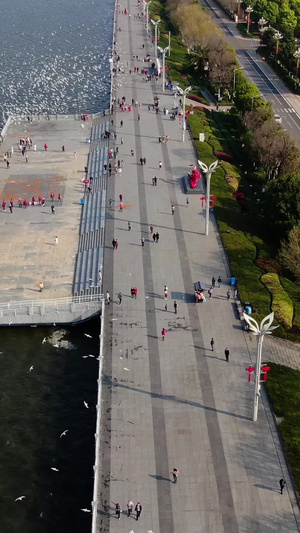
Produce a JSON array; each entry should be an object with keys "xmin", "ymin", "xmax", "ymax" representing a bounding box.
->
[{"xmin": 0, "ymin": 294, "xmax": 103, "ymax": 311}]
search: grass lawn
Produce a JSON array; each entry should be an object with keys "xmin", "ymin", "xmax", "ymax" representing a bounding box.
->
[{"xmin": 266, "ymin": 363, "xmax": 300, "ymax": 492}]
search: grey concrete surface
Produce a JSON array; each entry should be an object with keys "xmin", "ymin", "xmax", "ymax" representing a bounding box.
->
[
  {"xmin": 97, "ymin": 2, "xmax": 300, "ymax": 533},
  {"xmin": 0, "ymin": 117, "xmax": 90, "ymax": 301}
]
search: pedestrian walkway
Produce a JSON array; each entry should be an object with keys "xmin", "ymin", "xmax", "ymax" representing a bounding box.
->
[{"xmin": 96, "ymin": 1, "xmax": 300, "ymax": 532}]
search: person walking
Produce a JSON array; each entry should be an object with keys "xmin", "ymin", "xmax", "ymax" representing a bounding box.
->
[
  {"xmin": 115, "ymin": 503, "xmax": 121, "ymax": 519},
  {"xmin": 121, "ymin": 137, "xmax": 124, "ymax": 145},
  {"xmin": 210, "ymin": 338, "xmax": 214, "ymax": 351},
  {"xmin": 106, "ymin": 290, "xmax": 111, "ymax": 304},
  {"xmin": 212, "ymin": 276, "xmax": 216, "ymax": 288},
  {"xmin": 218, "ymin": 276, "xmax": 222, "ymax": 288},
  {"xmin": 161, "ymin": 327, "xmax": 167, "ymax": 341},
  {"xmin": 156, "ymin": 232, "xmax": 160, "ymax": 243},
  {"xmin": 172, "ymin": 468, "xmax": 179, "ymax": 483},
  {"xmin": 128, "ymin": 221, "xmax": 131, "ymax": 231},
  {"xmin": 135, "ymin": 502, "xmax": 142, "ymax": 521},
  {"xmin": 279, "ymin": 478, "xmax": 286, "ymax": 495},
  {"xmin": 208, "ymin": 287, "xmax": 213, "ymax": 299},
  {"xmin": 54, "ymin": 236, "xmax": 58, "ymax": 246},
  {"xmin": 109, "ymin": 198, "xmax": 113, "ymax": 208},
  {"xmin": 39, "ymin": 281, "xmax": 44, "ymax": 292},
  {"xmin": 127, "ymin": 500, "xmax": 134, "ymax": 517},
  {"xmin": 164, "ymin": 286, "xmax": 168, "ymax": 300},
  {"xmin": 134, "ymin": 287, "xmax": 138, "ymax": 299},
  {"xmin": 174, "ymin": 301, "xmax": 178, "ymax": 314},
  {"xmin": 186, "ymin": 197, "xmax": 190, "ymax": 206},
  {"xmin": 141, "ymin": 236, "xmax": 145, "ymax": 247},
  {"xmin": 140, "ymin": 157, "xmax": 143, "ymax": 166},
  {"xmin": 152, "ymin": 233, "xmax": 156, "ymax": 243},
  {"xmin": 171, "ymin": 205, "xmax": 175, "ymax": 215},
  {"xmin": 150, "ymin": 224, "xmax": 154, "ymax": 234},
  {"xmin": 119, "ymin": 193, "xmax": 123, "ymax": 202},
  {"xmin": 159, "ymin": 161, "xmax": 162, "ymax": 169},
  {"xmin": 226, "ymin": 289, "xmax": 231, "ymax": 300},
  {"xmin": 143, "ymin": 157, "xmax": 146, "ymax": 165},
  {"xmin": 225, "ymin": 347, "xmax": 229, "ymax": 362},
  {"xmin": 118, "ymin": 292, "xmax": 122, "ymax": 304},
  {"xmin": 120, "ymin": 120, "xmax": 123, "ymax": 127},
  {"xmin": 119, "ymin": 202, "xmax": 123, "ymax": 212}
]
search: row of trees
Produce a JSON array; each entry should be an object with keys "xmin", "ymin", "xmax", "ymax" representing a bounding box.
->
[{"xmin": 168, "ymin": 1, "xmax": 235, "ymax": 98}]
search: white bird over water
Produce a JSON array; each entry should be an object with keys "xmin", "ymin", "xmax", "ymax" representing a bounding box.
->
[
  {"xmin": 82, "ymin": 356, "xmax": 89, "ymax": 359},
  {"xmin": 84, "ymin": 334, "xmax": 92, "ymax": 338},
  {"xmin": 51, "ymin": 467, "xmax": 59, "ymax": 472},
  {"xmin": 42, "ymin": 337, "xmax": 46, "ymax": 344},
  {"xmin": 81, "ymin": 508, "xmax": 91, "ymax": 513},
  {"xmin": 15, "ymin": 496, "xmax": 25, "ymax": 501},
  {"xmin": 84, "ymin": 401, "xmax": 89, "ymax": 409},
  {"xmin": 28, "ymin": 366, "xmax": 34, "ymax": 373},
  {"xmin": 88, "ymin": 354, "xmax": 95, "ymax": 358},
  {"xmin": 60, "ymin": 430, "xmax": 68, "ymax": 438}
]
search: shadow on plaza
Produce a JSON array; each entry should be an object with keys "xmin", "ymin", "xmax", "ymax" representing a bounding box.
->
[{"xmin": 104, "ymin": 375, "xmax": 250, "ymax": 421}]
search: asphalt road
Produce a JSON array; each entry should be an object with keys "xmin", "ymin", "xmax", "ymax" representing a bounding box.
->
[{"xmin": 200, "ymin": 0, "xmax": 300, "ymax": 144}]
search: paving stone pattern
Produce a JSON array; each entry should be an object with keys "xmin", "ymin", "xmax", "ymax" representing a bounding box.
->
[{"xmin": 97, "ymin": 2, "xmax": 300, "ymax": 532}]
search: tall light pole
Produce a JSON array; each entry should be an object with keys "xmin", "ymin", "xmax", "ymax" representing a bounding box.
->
[
  {"xmin": 243, "ymin": 312, "xmax": 278, "ymax": 422},
  {"xmin": 158, "ymin": 46, "xmax": 170, "ymax": 91},
  {"xmin": 151, "ymin": 19, "xmax": 160, "ymax": 58},
  {"xmin": 236, "ymin": 0, "xmax": 242, "ymax": 22},
  {"xmin": 258, "ymin": 17, "xmax": 267, "ymax": 32},
  {"xmin": 233, "ymin": 66, "xmax": 243, "ymax": 98},
  {"xmin": 294, "ymin": 48, "xmax": 300, "ymax": 78},
  {"xmin": 251, "ymin": 93, "xmax": 263, "ymax": 111},
  {"xmin": 198, "ymin": 159, "xmax": 219, "ymax": 236},
  {"xmin": 177, "ymin": 85, "xmax": 192, "ymax": 142},
  {"xmin": 145, "ymin": 1, "xmax": 151, "ymax": 33},
  {"xmin": 246, "ymin": 6, "xmax": 253, "ymax": 34},
  {"xmin": 275, "ymin": 31, "xmax": 283, "ymax": 55}
]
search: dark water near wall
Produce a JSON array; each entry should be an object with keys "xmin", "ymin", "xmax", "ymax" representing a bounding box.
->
[
  {"xmin": 0, "ymin": 0, "xmax": 114, "ymax": 530},
  {"xmin": 0, "ymin": 320, "xmax": 100, "ymax": 532},
  {"xmin": 0, "ymin": 0, "xmax": 115, "ymax": 119}
]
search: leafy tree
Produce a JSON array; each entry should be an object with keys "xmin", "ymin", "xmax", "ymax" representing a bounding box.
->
[
  {"xmin": 279, "ymin": 6, "xmax": 297, "ymax": 33},
  {"xmin": 279, "ymin": 224, "xmax": 300, "ymax": 280},
  {"xmin": 265, "ymin": 173, "xmax": 300, "ymax": 235},
  {"xmin": 252, "ymin": 0, "xmax": 279, "ymax": 25},
  {"xmin": 243, "ymin": 106, "xmax": 273, "ymax": 132},
  {"xmin": 260, "ymin": 28, "xmax": 276, "ymax": 55}
]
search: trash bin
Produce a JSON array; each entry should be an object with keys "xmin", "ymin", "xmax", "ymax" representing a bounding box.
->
[
  {"xmin": 230, "ymin": 276, "xmax": 236, "ymax": 287},
  {"xmin": 81, "ymin": 198, "xmax": 85, "ymax": 206},
  {"xmin": 245, "ymin": 303, "xmax": 252, "ymax": 315}
]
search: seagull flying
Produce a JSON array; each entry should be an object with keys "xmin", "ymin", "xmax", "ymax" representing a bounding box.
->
[
  {"xmin": 15, "ymin": 496, "xmax": 25, "ymax": 501},
  {"xmin": 60, "ymin": 430, "xmax": 68, "ymax": 438},
  {"xmin": 51, "ymin": 467, "xmax": 59, "ymax": 472},
  {"xmin": 53, "ymin": 344, "xmax": 59, "ymax": 348},
  {"xmin": 42, "ymin": 337, "xmax": 46, "ymax": 344},
  {"xmin": 84, "ymin": 401, "xmax": 89, "ymax": 409},
  {"xmin": 88, "ymin": 354, "xmax": 95, "ymax": 358},
  {"xmin": 123, "ymin": 367, "xmax": 129, "ymax": 371},
  {"xmin": 82, "ymin": 356, "xmax": 89, "ymax": 358},
  {"xmin": 81, "ymin": 508, "xmax": 91, "ymax": 513},
  {"xmin": 28, "ymin": 366, "xmax": 34, "ymax": 373},
  {"xmin": 84, "ymin": 334, "xmax": 92, "ymax": 338}
]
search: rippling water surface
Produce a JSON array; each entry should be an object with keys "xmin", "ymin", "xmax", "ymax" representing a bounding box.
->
[
  {"xmin": 0, "ymin": 0, "xmax": 114, "ymax": 530},
  {"xmin": 0, "ymin": 0, "xmax": 114, "ymax": 118}
]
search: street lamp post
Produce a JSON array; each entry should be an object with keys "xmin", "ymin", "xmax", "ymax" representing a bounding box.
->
[
  {"xmin": 236, "ymin": 0, "xmax": 242, "ymax": 22},
  {"xmin": 251, "ymin": 93, "xmax": 263, "ymax": 111},
  {"xmin": 198, "ymin": 159, "xmax": 219, "ymax": 236},
  {"xmin": 275, "ymin": 31, "xmax": 283, "ymax": 56},
  {"xmin": 158, "ymin": 45, "xmax": 170, "ymax": 92},
  {"xmin": 145, "ymin": 1, "xmax": 151, "ymax": 33},
  {"xmin": 246, "ymin": 6, "xmax": 253, "ymax": 34},
  {"xmin": 258, "ymin": 17, "xmax": 267, "ymax": 32},
  {"xmin": 294, "ymin": 48, "xmax": 300, "ymax": 78},
  {"xmin": 233, "ymin": 66, "xmax": 243, "ymax": 98},
  {"xmin": 151, "ymin": 19, "xmax": 161, "ymax": 58},
  {"xmin": 177, "ymin": 85, "xmax": 192, "ymax": 142},
  {"xmin": 243, "ymin": 312, "xmax": 278, "ymax": 422}
]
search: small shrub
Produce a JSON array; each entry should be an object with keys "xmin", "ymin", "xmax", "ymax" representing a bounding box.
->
[
  {"xmin": 188, "ymin": 94, "xmax": 204, "ymax": 103},
  {"xmin": 255, "ymin": 258, "xmax": 283, "ymax": 275},
  {"xmin": 215, "ymin": 151, "xmax": 233, "ymax": 162}
]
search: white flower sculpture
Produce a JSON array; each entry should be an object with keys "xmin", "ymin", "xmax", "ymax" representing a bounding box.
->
[
  {"xmin": 243, "ymin": 311, "xmax": 278, "ymax": 336},
  {"xmin": 198, "ymin": 159, "xmax": 219, "ymax": 175}
]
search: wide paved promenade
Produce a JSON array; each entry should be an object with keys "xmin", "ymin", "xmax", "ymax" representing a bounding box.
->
[
  {"xmin": 97, "ymin": 2, "xmax": 300, "ymax": 532},
  {"xmin": 0, "ymin": 117, "xmax": 89, "ymax": 301}
]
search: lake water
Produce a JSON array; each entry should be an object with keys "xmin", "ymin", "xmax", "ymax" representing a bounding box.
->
[{"xmin": 0, "ymin": 0, "xmax": 114, "ymax": 530}]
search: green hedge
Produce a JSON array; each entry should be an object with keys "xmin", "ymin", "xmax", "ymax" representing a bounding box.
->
[{"xmin": 261, "ymin": 273, "xmax": 293, "ymax": 329}]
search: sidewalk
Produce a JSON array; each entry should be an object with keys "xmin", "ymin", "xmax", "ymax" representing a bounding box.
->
[{"xmin": 97, "ymin": 1, "xmax": 300, "ymax": 532}]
